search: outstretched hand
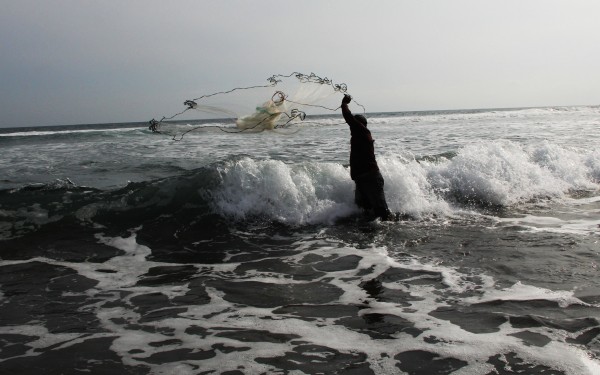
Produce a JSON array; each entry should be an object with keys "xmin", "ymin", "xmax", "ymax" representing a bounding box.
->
[{"xmin": 342, "ymin": 94, "xmax": 352, "ymax": 105}]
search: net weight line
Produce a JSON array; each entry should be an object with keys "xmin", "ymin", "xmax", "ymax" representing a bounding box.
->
[{"xmin": 148, "ymin": 72, "xmax": 366, "ymax": 140}]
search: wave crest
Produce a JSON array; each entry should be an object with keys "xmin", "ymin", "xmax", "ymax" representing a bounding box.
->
[
  {"xmin": 212, "ymin": 158, "xmax": 357, "ymax": 224},
  {"xmin": 1, "ymin": 141, "xmax": 598, "ymax": 231},
  {"xmin": 425, "ymin": 141, "xmax": 598, "ymax": 207},
  {"xmin": 209, "ymin": 140, "xmax": 599, "ymax": 223}
]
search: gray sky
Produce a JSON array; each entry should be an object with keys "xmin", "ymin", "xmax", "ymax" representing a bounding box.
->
[{"xmin": 1, "ymin": 0, "xmax": 599, "ymax": 127}]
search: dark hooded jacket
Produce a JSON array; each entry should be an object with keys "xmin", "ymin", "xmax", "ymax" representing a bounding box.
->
[{"xmin": 342, "ymin": 104, "xmax": 380, "ymax": 180}]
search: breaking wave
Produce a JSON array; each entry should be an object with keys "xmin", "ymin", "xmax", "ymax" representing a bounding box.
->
[{"xmin": 1, "ymin": 140, "xmax": 598, "ymax": 238}]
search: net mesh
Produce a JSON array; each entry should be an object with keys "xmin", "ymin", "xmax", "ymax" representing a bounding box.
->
[{"xmin": 149, "ymin": 72, "xmax": 365, "ymax": 140}]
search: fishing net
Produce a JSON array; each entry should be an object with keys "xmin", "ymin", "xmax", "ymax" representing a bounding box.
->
[{"xmin": 148, "ymin": 72, "xmax": 365, "ymax": 140}]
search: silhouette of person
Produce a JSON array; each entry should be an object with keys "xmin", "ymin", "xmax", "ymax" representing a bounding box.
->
[{"xmin": 341, "ymin": 94, "xmax": 393, "ymax": 221}]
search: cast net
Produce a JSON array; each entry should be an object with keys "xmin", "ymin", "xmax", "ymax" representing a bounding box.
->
[{"xmin": 148, "ymin": 72, "xmax": 365, "ymax": 140}]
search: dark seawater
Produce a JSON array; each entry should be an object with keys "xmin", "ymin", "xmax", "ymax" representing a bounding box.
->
[{"xmin": 0, "ymin": 106, "xmax": 599, "ymax": 374}]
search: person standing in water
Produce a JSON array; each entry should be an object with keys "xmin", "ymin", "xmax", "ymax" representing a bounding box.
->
[{"xmin": 341, "ymin": 94, "xmax": 394, "ymax": 221}]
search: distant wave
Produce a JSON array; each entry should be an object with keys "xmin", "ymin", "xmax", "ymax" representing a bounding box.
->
[
  {"xmin": 368, "ymin": 105, "xmax": 600, "ymax": 125},
  {"xmin": 0, "ymin": 127, "xmax": 144, "ymax": 138},
  {"xmin": 3, "ymin": 105, "xmax": 598, "ymax": 137}
]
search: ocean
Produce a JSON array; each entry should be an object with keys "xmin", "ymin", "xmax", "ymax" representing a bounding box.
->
[{"xmin": 0, "ymin": 105, "xmax": 599, "ymax": 374}]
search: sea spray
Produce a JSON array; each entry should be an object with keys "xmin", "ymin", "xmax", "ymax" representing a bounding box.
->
[
  {"xmin": 426, "ymin": 141, "xmax": 565, "ymax": 206},
  {"xmin": 210, "ymin": 140, "xmax": 599, "ymax": 224},
  {"xmin": 213, "ymin": 158, "xmax": 357, "ymax": 224},
  {"xmin": 378, "ymin": 154, "xmax": 450, "ymax": 218}
]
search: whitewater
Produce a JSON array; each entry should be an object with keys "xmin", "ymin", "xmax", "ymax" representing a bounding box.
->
[{"xmin": 0, "ymin": 105, "xmax": 599, "ymax": 374}]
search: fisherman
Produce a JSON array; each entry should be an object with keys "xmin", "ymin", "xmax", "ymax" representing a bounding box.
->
[{"xmin": 341, "ymin": 94, "xmax": 394, "ymax": 221}]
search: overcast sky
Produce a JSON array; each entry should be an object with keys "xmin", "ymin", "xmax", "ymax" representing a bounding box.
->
[{"xmin": 1, "ymin": 0, "xmax": 599, "ymax": 127}]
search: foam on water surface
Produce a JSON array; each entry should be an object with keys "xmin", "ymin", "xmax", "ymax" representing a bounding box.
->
[
  {"xmin": 1, "ymin": 225, "xmax": 598, "ymax": 374},
  {"xmin": 205, "ymin": 139, "xmax": 599, "ymax": 226}
]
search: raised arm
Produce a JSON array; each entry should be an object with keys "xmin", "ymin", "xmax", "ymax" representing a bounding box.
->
[{"xmin": 341, "ymin": 94, "xmax": 365, "ymax": 130}]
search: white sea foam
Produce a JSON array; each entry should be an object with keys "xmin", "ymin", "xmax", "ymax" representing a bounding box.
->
[
  {"xmin": 426, "ymin": 141, "xmax": 569, "ymax": 206},
  {"xmin": 494, "ymin": 214, "xmax": 600, "ymax": 236},
  {"xmin": 213, "ymin": 158, "xmax": 358, "ymax": 224},
  {"xmin": 208, "ymin": 141, "xmax": 599, "ymax": 225},
  {"xmin": 379, "ymin": 154, "xmax": 451, "ymax": 217},
  {"xmin": 464, "ymin": 281, "xmax": 589, "ymax": 307},
  {"xmin": 530, "ymin": 141, "xmax": 599, "ymax": 189},
  {"xmin": 2, "ymin": 228, "xmax": 598, "ymax": 374}
]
